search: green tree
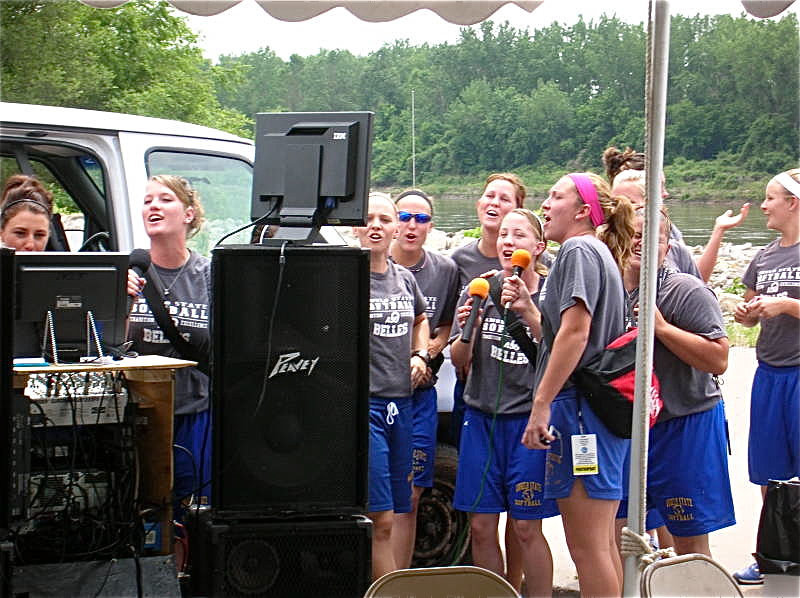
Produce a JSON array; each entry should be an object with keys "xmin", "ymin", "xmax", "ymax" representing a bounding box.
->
[{"xmin": 0, "ymin": 0, "xmax": 250, "ymax": 136}]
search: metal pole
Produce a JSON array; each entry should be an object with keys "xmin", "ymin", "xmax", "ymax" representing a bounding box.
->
[
  {"xmin": 411, "ymin": 89, "xmax": 416, "ymax": 188},
  {"xmin": 622, "ymin": 1, "xmax": 670, "ymax": 596}
]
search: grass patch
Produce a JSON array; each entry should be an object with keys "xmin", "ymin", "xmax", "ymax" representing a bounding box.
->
[{"xmin": 726, "ymin": 321, "xmax": 759, "ymax": 348}]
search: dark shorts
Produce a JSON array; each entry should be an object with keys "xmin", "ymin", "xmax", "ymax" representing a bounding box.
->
[{"xmin": 174, "ymin": 409, "xmax": 212, "ymax": 512}]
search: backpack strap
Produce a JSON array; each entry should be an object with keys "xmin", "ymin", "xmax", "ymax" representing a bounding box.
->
[
  {"xmin": 488, "ymin": 273, "xmax": 538, "ymax": 363},
  {"xmin": 139, "ymin": 255, "xmax": 210, "ymax": 376}
]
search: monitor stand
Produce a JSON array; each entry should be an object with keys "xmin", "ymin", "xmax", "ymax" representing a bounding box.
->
[{"xmin": 42, "ymin": 310, "xmax": 105, "ymax": 364}]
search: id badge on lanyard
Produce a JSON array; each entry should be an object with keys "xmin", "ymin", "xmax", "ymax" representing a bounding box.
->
[{"xmin": 572, "ymin": 398, "xmax": 598, "ymax": 476}]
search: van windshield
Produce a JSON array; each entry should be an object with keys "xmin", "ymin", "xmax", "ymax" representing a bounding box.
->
[{"xmin": 148, "ymin": 150, "xmax": 253, "ymax": 256}]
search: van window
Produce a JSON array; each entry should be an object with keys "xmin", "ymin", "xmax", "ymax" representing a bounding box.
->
[
  {"xmin": 147, "ymin": 151, "xmax": 253, "ymax": 256},
  {"xmin": 0, "ymin": 153, "xmax": 102, "ymax": 251}
]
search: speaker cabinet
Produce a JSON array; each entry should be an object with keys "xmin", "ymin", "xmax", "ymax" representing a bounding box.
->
[
  {"xmin": 188, "ymin": 512, "xmax": 372, "ymax": 598},
  {"xmin": 211, "ymin": 245, "xmax": 369, "ymax": 516},
  {"xmin": 0, "ymin": 248, "xmax": 16, "ymax": 531}
]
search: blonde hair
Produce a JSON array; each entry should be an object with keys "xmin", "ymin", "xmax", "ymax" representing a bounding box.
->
[
  {"xmin": 484, "ymin": 173, "xmax": 526, "ymax": 208},
  {"xmin": 773, "ymin": 168, "xmax": 800, "ymax": 199},
  {"xmin": 509, "ymin": 207, "xmax": 548, "ymax": 277},
  {"xmin": 149, "ymin": 175, "xmax": 205, "ymax": 238},
  {"xmin": 368, "ymin": 191, "xmax": 397, "ymax": 216}
]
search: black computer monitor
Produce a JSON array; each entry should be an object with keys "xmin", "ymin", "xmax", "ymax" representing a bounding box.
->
[
  {"xmin": 251, "ymin": 111, "xmax": 373, "ymax": 241},
  {"xmin": 14, "ymin": 252, "xmax": 129, "ymax": 362}
]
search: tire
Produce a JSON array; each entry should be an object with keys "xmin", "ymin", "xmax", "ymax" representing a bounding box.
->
[{"xmin": 412, "ymin": 442, "xmax": 471, "ymax": 567}]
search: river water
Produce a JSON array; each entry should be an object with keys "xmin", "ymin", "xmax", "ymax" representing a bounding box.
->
[{"xmin": 432, "ymin": 197, "xmax": 776, "ymax": 247}]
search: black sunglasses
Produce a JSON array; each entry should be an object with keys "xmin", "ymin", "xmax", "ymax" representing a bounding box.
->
[{"xmin": 398, "ymin": 211, "xmax": 432, "ymax": 224}]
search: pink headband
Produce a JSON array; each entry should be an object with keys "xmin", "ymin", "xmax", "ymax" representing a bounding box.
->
[{"xmin": 568, "ymin": 173, "xmax": 605, "ymax": 228}]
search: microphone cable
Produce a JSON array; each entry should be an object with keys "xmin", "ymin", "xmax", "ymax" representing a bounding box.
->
[{"xmin": 447, "ymin": 283, "xmax": 517, "ymax": 564}]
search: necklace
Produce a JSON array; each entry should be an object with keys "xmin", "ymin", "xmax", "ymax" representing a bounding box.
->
[
  {"xmin": 389, "ymin": 250, "xmax": 426, "ymax": 273},
  {"xmin": 153, "ymin": 252, "xmax": 190, "ymax": 297}
]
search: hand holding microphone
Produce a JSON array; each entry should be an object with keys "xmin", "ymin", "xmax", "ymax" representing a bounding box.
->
[
  {"xmin": 127, "ymin": 249, "xmax": 150, "ymax": 310},
  {"xmin": 459, "ymin": 277, "xmax": 490, "ymax": 344},
  {"xmin": 503, "ymin": 249, "xmax": 531, "ymax": 310}
]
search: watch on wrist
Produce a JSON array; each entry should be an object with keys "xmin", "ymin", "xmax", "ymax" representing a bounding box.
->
[{"xmin": 411, "ymin": 349, "xmax": 430, "ymax": 365}]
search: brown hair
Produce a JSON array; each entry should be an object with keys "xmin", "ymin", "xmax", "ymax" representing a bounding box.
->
[
  {"xmin": 571, "ymin": 172, "xmax": 636, "ymax": 271},
  {"xmin": 602, "ymin": 146, "xmax": 645, "ymax": 184},
  {"xmin": 149, "ymin": 175, "xmax": 205, "ymax": 238},
  {"xmin": 484, "ymin": 173, "xmax": 526, "ymax": 208},
  {"xmin": 395, "ymin": 188, "xmax": 434, "ymax": 216},
  {"xmin": 0, "ymin": 174, "xmax": 53, "ymax": 229},
  {"xmin": 509, "ymin": 207, "xmax": 548, "ymax": 277}
]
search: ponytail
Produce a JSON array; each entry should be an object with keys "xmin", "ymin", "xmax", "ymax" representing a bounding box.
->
[
  {"xmin": 599, "ymin": 194, "xmax": 636, "ymax": 271},
  {"xmin": 572, "ymin": 172, "xmax": 635, "ymax": 271}
]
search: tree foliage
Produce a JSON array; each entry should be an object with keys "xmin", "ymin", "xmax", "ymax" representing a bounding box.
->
[
  {"xmin": 1, "ymin": 2, "xmax": 797, "ymax": 184},
  {"xmin": 0, "ymin": 0, "xmax": 250, "ymax": 136}
]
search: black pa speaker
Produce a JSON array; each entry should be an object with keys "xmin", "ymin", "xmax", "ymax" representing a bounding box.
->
[
  {"xmin": 211, "ymin": 245, "xmax": 369, "ymax": 516},
  {"xmin": 0, "ymin": 248, "xmax": 15, "ymax": 531},
  {"xmin": 188, "ymin": 511, "xmax": 372, "ymax": 598}
]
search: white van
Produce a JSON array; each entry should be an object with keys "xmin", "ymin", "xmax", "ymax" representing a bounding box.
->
[
  {"xmin": 0, "ymin": 102, "xmax": 255, "ymax": 255},
  {"xmin": 1, "ymin": 102, "xmax": 471, "ymax": 567}
]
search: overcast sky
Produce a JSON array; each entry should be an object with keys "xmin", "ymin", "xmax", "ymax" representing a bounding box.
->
[{"xmin": 182, "ymin": 0, "xmax": 796, "ymax": 61}]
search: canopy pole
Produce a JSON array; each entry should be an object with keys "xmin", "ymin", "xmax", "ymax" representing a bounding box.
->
[{"xmin": 623, "ymin": 1, "xmax": 670, "ymax": 596}]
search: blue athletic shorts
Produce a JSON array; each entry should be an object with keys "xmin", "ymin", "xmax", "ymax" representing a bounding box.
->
[
  {"xmin": 174, "ymin": 409, "xmax": 212, "ymax": 514},
  {"xmin": 616, "ymin": 500, "xmax": 666, "ymax": 531},
  {"xmin": 617, "ymin": 444, "xmax": 666, "ymax": 530},
  {"xmin": 412, "ymin": 386, "xmax": 437, "ymax": 488},
  {"xmin": 648, "ymin": 401, "xmax": 736, "ymax": 537},
  {"xmin": 454, "ymin": 407, "xmax": 559, "ymax": 520},
  {"xmin": 749, "ymin": 362, "xmax": 800, "ymax": 485},
  {"xmin": 452, "ymin": 378, "xmax": 466, "ymax": 448},
  {"xmin": 368, "ymin": 396, "xmax": 413, "ymax": 514},
  {"xmin": 544, "ymin": 388, "xmax": 629, "ymax": 501}
]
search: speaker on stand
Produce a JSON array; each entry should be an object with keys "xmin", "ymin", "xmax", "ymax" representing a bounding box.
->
[
  {"xmin": 210, "ymin": 244, "xmax": 370, "ymax": 517},
  {"xmin": 0, "ymin": 248, "xmax": 14, "ymax": 534},
  {"xmin": 197, "ymin": 244, "xmax": 373, "ymax": 597},
  {"xmin": 0, "ymin": 248, "xmax": 13, "ymax": 598}
]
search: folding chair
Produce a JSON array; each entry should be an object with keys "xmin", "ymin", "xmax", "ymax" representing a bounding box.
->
[
  {"xmin": 640, "ymin": 553, "xmax": 743, "ymax": 597},
  {"xmin": 364, "ymin": 565, "xmax": 519, "ymax": 598}
]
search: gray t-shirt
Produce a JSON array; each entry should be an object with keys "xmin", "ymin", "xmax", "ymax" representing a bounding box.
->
[
  {"xmin": 453, "ymin": 275, "xmax": 539, "ymax": 415},
  {"xmin": 666, "ymin": 242, "xmax": 702, "ymax": 279},
  {"xmin": 128, "ymin": 251, "xmax": 211, "ymax": 415},
  {"xmin": 649, "ymin": 270, "xmax": 726, "ymax": 421},
  {"xmin": 742, "ymin": 239, "xmax": 800, "ymax": 367},
  {"xmin": 451, "ymin": 238, "xmax": 500, "ymax": 295},
  {"xmin": 368, "ymin": 261, "xmax": 427, "ymax": 398},
  {"xmin": 402, "ymin": 249, "xmax": 459, "ymax": 333},
  {"xmin": 535, "ymin": 235, "xmax": 626, "ymax": 393}
]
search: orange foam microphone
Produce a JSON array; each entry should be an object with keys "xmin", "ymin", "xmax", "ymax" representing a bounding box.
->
[
  {"xmin": 505, "ymin": 249, "xmax": 532, "ymax": 309},
  {"xmin": 459, "ymin": 277, "xmax": 490, "ymax": 343},
  {"xmin": 510, "ymin": 249, "xmax": 532, "ymax": 277}
]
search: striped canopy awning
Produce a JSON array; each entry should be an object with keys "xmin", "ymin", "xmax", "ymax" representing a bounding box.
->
[{"xmin": 79, "ymin": 0, "xmax": 795, "ymax": 23}]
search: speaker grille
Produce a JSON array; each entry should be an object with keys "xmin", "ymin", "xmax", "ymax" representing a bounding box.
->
[
  {"xmin": 212, "ymin": 246, "xmax": 369, "ymax": 515},
  {"xmin": 206, "ymin": 516, "xmax": 372, "ymax": 598}
]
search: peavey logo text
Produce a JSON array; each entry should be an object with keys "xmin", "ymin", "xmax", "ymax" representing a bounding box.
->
[{"xmin": 269, "ymin": 352, "xmax": 321, "ymax": 379}]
